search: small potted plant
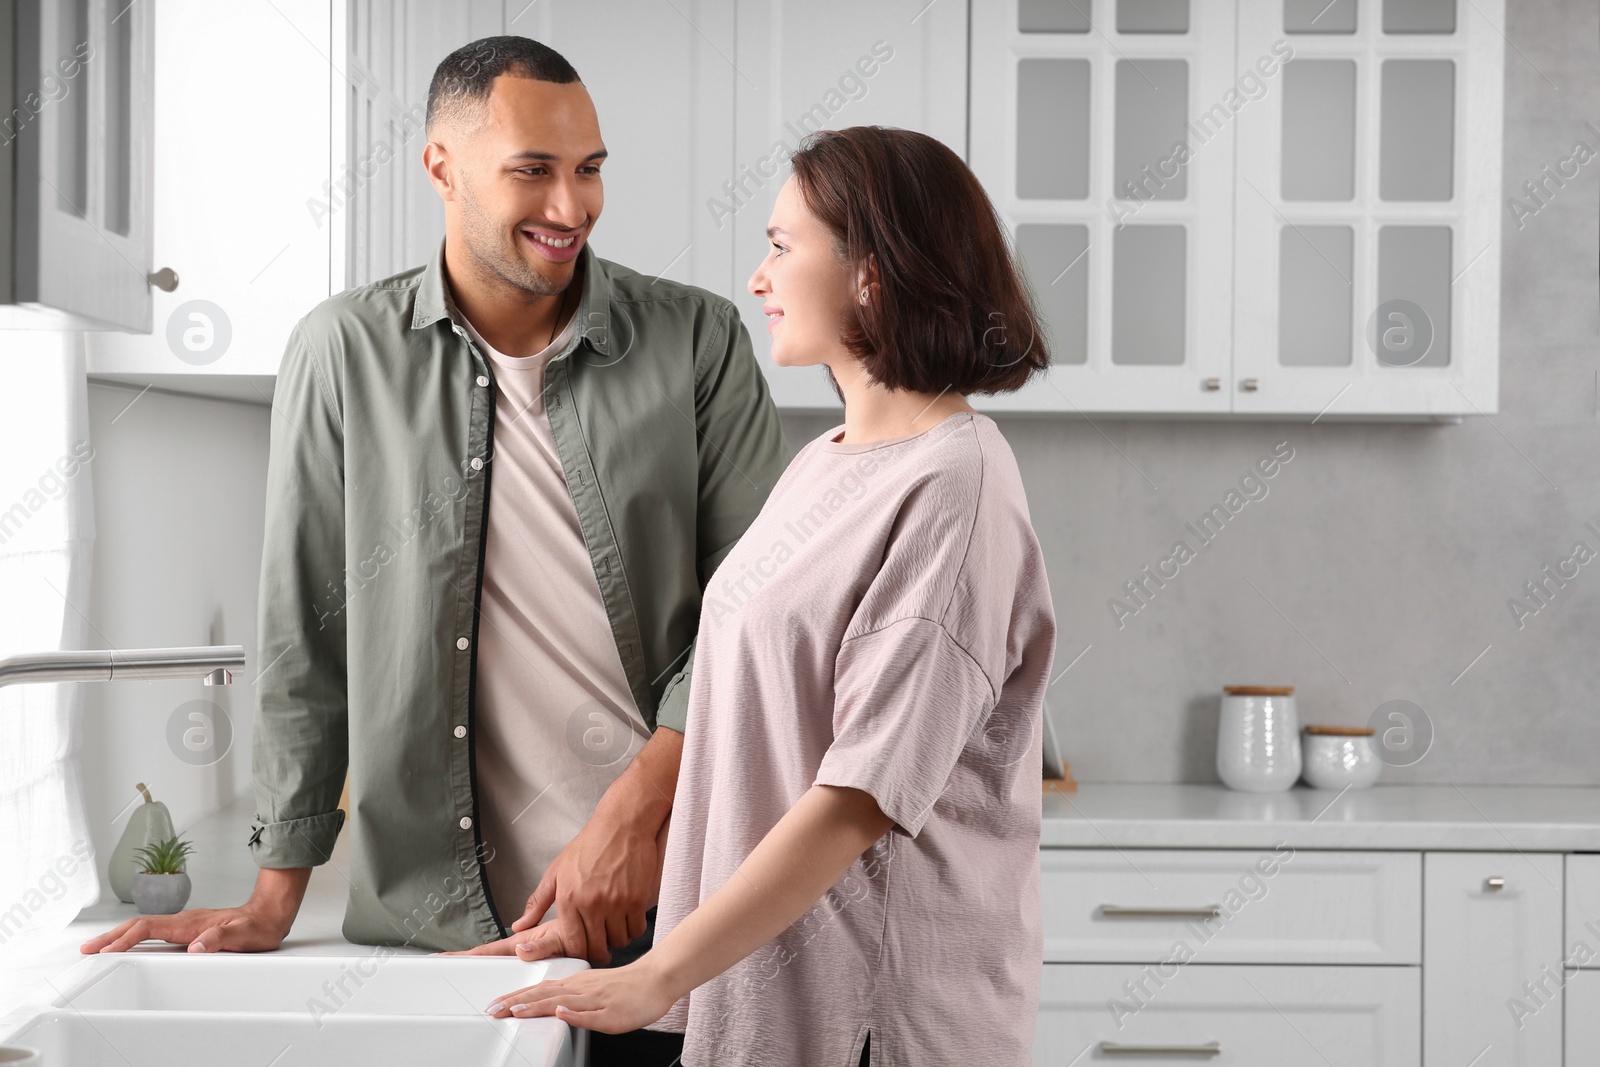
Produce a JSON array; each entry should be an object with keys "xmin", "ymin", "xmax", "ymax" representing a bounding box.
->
[{"xmin": 130, "ymin": 835, "xmax": 195, "ymax": 915}]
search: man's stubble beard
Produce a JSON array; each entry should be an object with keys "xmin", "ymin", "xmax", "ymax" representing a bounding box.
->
[{"xmin": 458, "ymin": 175, "xmax": 573, "ymax": 300}]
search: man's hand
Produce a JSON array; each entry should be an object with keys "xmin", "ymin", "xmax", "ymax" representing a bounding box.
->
[
  {"xmin": 508, "ymin": 727, "xmax": 681, "ymax": 965},
  {"xmin": 507, "ymin": 803, "xmax": 664, "ymax": 965},
  {"xmin": 79, "ymin": 867, "xmax": 311, "ymax": 954}
]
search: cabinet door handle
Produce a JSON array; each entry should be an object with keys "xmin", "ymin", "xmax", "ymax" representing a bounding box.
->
[
  {"xmin": 1101, "ymin": 1041, "xmax": 1221, "ymax": 1057},
  {"xmin": 1240, "ymin": 378, "xmax": 1260, "ymax": 391},
  {"xmin": 1100, "ymin": 904, "xmax": 1223, "ymax": 920},
  {"xmin": 1202, "ymin": 377, "xmax": 1221, "ymax": 390},
  {"xmin": 1486, "ymin": 876, "xmax": 1506, "ymax": 891},
  {"xmin": 147, "ymin": 266, "xmax": 180, "ymax": 292}
]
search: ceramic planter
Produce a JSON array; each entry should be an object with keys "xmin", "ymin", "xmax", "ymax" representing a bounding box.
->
[
  {"xmin": 109, "ymin": 784, "xmax": 176, "ymax": 904},
  {"xmin": 131, "ymin": 872, "xmax": 191, "ymax": 915}
]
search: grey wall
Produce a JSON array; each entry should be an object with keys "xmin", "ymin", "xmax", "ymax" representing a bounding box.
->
[
  {"xmin": 785, "ymin": 0, "xmax": 1600, "ymax": 786},
  {"xmin": 81, "ymin": 384, "xmax": 270, "ymax": 892}
]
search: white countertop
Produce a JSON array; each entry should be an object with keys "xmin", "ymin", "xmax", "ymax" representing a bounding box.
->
[
  {"xmin": 1043, "ymin": 783, "xmax": 1600, "ymax": 851},
  {"xmin": 0, "ymin": 796, "xmax": 439, "ymax": 1034},
  {"xmin": 9, "ymin": 783, "xmax": 1599, "ymax": 1031}
]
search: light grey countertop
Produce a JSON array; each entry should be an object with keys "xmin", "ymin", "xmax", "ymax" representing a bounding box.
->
[{"xmin": 1042, "ymin": 783, "xmax": 1600, "ymax": 851}]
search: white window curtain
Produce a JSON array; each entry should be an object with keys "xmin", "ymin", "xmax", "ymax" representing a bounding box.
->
[{"xmin": 0, "ymin": 331, "xmax": 98, "ymax": 952}]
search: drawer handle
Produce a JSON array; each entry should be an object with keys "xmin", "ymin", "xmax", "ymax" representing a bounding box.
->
[
  {"xmin": 1100, "ymin": 904, "xmax": 1223, "ymax": 920},
  {"xmin": 1486, "ymin": 876, "xmax": 1505, "ymax": 891},
  {"xmin": 1101, "ymin": 1041, "xmax": 1222, "ymax": 1057}
]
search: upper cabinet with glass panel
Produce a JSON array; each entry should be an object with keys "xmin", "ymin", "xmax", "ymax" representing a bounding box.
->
[
  {"xmin": 1231, "ymin": 0, "xmax": 1501, "ymax": 416},
  {"xmin": 971, "ymin": 0, "xmax": 1504, "ymax": 418},
  {"xmin": 0, "ymin": 0, "xmax": 156, "ymax": 331},
  {"xmin": 973, "ymin": 0, "xmax": 1240, "ymax": 413}
]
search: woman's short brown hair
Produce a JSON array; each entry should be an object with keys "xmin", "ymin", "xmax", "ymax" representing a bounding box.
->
[{"xmin": 788, "ymin": 126, "xmax": 1050, "ymax": 395}]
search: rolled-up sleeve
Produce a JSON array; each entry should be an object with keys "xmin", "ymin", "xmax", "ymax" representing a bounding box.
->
[{"xmin": 248, "ymin": 320, "xmax": 350, "ymax": 867}]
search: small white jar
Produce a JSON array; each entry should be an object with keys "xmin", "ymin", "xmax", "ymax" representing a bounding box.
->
[
  {"xmin": 1301, "ymin": 726, "xmax": 1382, "ymax": 790},
  {"xmin": 1216, "ymin": 686, "xmax": 1301, "ymax": 793}
]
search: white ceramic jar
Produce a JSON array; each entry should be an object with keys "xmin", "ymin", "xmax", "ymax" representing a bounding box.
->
[
  {"xmin": 1301, "ymin": 726, "xmax": 1382, "ymax": 790},
  {"xmin": 1216, "ymin": 685, "xmax": 1301, "ymax": 793}
]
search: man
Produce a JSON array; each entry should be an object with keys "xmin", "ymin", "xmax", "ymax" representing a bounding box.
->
[{"xmin": 82, "ymin": 35, "xmax": 788, "ymax": 1063}]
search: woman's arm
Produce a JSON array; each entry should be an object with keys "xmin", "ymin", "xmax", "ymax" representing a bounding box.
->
[{"xmin": 483, "ymin": 783, "xmax": 894, "ymax": 1028}]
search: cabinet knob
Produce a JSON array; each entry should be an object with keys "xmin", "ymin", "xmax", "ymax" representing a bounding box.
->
[
  {"xmin": 148, "ymin": 267, "xmax": 180, "ymax": 293},
  {"xmin": 1485, "ymin": 876, "xmax": 1505, "ymax": 891},
  {"xmin": 1240, "ymin": 378, "xmax": 1260, "ymax": 391},
  {"xmin": 1202, "ymin": 378, "xmax": 1221, "ymax": 391}
]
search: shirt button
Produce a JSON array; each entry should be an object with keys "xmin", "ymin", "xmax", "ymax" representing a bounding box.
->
[
  {"xmin": 459, "ymin": 816, "xmax": 473, "ymax": 830},
  {"xmin": 476, "ymin": 375, "xmax": 489, "ymax": 388},
  {"xmin": 453, "ymin": 725, "xmax": 467, "ymax": 739},
  {"xmin": 470, "ymin": 457, "xmax": 484, "ymax": 471},
  {"xmin": 456, "ymin": 637, "xmax": 470, "ymax": 650}
]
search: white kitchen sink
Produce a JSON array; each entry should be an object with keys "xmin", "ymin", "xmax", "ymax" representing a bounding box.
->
[
  {"xmin": 1, "ymin": 954, "xmax": 590, "ymax": 1067},
  {"xmin": 7, "ymin": 1008, "xmax": 572, "ymax": 1067}
]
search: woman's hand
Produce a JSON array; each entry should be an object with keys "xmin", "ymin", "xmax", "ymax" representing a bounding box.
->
[{"xmin": 483, "ymin": 958, "xmax": 681, "ymax": 1034}]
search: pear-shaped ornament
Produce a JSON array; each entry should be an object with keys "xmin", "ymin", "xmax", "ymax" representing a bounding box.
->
[{"xmin": 109, "ymin": 783, "xmax": 176, "ymax": 904}]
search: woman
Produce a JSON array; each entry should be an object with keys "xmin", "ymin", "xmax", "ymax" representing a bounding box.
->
[{"xmin": 483, "ymin": 126, "xmax": 1057, "ymax": 1066}]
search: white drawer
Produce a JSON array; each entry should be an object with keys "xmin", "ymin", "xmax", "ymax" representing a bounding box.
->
[
  {"xmin": 1034, "ymin": 963, "xmax": 1420, "ymax": 1067},
  {"xmin": 1567, "ymin": 854, "xmax": 1600, "ymax": 967},
  {"xmin": 1040, "ymin": 848, "xmax": 1420, "ymax": 964}
]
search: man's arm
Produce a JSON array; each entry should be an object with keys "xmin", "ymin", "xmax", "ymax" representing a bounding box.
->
[
  {"xmin": 83, "ymin": 320, "xmax": 349, "ymax": 954},
  {"xmin": 453, "ymin": 723, "xmax": 683, "ymax": 963},
  {"xmin": 455, "ymin": 301, "xmax": 787, "ymax": 962}
]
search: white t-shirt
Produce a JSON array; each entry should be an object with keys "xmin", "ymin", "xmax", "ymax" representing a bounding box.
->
[{"xmin": 457, "ymin": 308, "xmax": 652, "ymax": 926}]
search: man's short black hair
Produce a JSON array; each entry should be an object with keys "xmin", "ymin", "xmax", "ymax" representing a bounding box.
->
[{"xmin": 426, "ymin": 36, "xmax": 581, "ymax": 138}]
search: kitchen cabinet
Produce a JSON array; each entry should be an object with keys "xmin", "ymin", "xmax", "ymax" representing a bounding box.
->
[
  {"xmin": 1037, "ymin": 844, "xmax": 1569, "ymax": 1065},
  {"xmin": 970, "ymin": 0, "xmax": 1504, "ymax": 419},
  {"xmin": 1423, "ymin": 853, "xmax": 1563, "ymax": 1067},
  {"xmin": 1563, "ymin": 856, "xmax": 1600, "ymax": 1062},
  {"xmin": 84, "ymin": 0, "xmax": 335, "ymax": 396},
  {"xmin": 0, "ymin": 0, "xmax": 155, "ymax": 331}
]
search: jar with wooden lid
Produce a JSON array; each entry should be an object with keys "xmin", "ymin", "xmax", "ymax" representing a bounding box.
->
[
  {"xmin": 1216, "ymin": 685, "xmax": 1300, "ymax": 793},
  {"xmin": 1301, "ymin": 725, "xmax": 1382, "ymax": 790}
]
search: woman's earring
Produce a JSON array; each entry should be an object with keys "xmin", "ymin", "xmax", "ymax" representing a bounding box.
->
[{"xmin": 859, "ymin": 289, "xmax": 869, "ymax": 304}]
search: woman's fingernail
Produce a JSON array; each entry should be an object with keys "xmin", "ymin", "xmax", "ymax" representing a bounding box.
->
[
  {"xmin": 486, "ymin": 1002, "xmax": 504, "ymax": 1014},
  {"xmin": 511, "ymin": 1004, "xmax": 531, "ymax": 1015}
]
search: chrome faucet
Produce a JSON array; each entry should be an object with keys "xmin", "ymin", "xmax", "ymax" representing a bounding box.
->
[{"xmin": 0, "ymin": 646, "xmax": 246, "ymax": 689}]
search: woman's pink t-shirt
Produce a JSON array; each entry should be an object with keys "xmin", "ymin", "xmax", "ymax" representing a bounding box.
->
[{"xmin": 647, "ymin": 411, "xmax": 1057, "ymax": 1066}]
